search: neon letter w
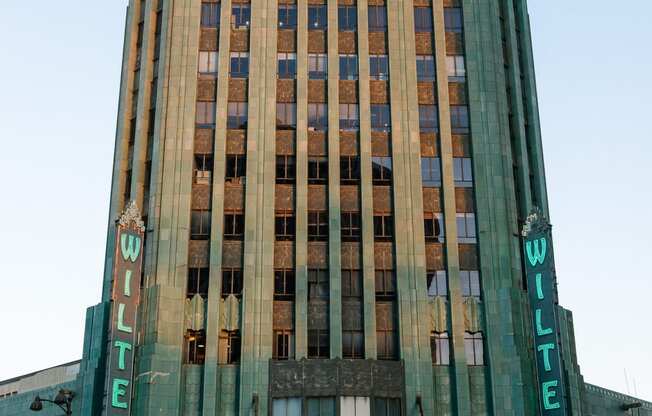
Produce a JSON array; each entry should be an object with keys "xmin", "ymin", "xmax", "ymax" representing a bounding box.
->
[
  {"xmin": 120, "ymin": 233, "xmax": 141, "ymax": 263},
  {"xmin": 526, "ymin": 238, "xmax": 547, "ymax": 266}
]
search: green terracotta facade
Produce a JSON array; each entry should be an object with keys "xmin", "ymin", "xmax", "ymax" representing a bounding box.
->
[{"xmin": 1, "ymin": 0, "xmax": 649, "ymax": 415}]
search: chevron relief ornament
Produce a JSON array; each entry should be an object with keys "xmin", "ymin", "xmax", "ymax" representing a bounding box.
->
[
  {"xmin": 429, "ymin": 296, "xmax": 448, "ymax": 333},
  {"xmin": 185, "ymin": 294, "xmax": 206, "ymax": 331},
  {"xmin": 220, "ymin": 295, "xmax": 241, "ymax": 331},
  {"xmin": 463, "ymin": 297, "xmax": 482, "ymax": 333}
]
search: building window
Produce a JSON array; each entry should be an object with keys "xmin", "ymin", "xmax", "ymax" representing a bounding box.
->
[
  {"xmin": 456, "ymin": 213, "xmax": 476, "ymax": 243},
  {"xmin": 273, "ymin": 330, "xmax": 295, "ymax": 360},
  {"xmin": 446, "ymin": 55, "xmax": 466, "ymax": 82},
  {"xmin": 201, "ymin": 3, "xmax": 221, "ymax": 27},
  {"xmin": 191, "ymin": 209, "xmax": 211, "ymax": 240},
  {"xmin": 222, "ymin": 268, "xmax": 243, "ymax": 297},
  {"xmin": 419, "ymin": 104, "xmax": 439, "ymax": 132},
  {"xmin": 339, "ymin": 103, "xmax": 360, "ymax": 130},
  {"xmin": 339, "ymin": 54, "xmax": 359, "ymax": 80},
  {"xmin": 277, "ymin": 103, "xmax": 297, "ymax": 130},
  {"xmin": 338, "ymin": 5, "xmax": 357, "ymax": 31},
  {"xmin": 444, "ymin": 7, "xmax": 463, "ymax": 33},
  {"xmin": 307, "ymin": 397, "xmax": 336, "ymax": 415},
  {"xmin": 194, "ymin": 154, "xmax": 213, "ymax": 185},
  {"xmin": 185, "ymin": 330, "xmax": 206, "ymax": 364},
  {"xmin": 424, "ymin": 212, "xmax": 444, "ymax": 242},
  {"xmin": 232, "ymin": 4, "xmax": 250, "ymax": 28},
  {"xmin": 278, "ymin": 4, "xmax": 297, "ymax": 29},
  {"xmin": 308, "ymin": 268, "xmax": 329, "ymax": 298},
  {"xmin": 340, "ymin": 156, "xmax": 360, "ymax": 184},
  {"xmin": 375, "ymin": 269, "xmax": 396, "ymax": 298},
  {"xmin": 308, "ymin": 103, "xmax": 328, "ymax": 130},
  {"xmin": 368, "ymin": 6, "xmax": 388, "ymax": 31},
  {"xmin": 414, "ymin": 7, "xmax": 434, "ymax": 32},
  {"xmin": 343, "ymin": 331, "xmax": 364, "ymax": 359},
  {"xmin": 199, "ymin": 51, "xmax": 218, "ymax": 74},
  {"xmin": 227, "ymin": 102, "xmax": 248, "ymax": 129},
  {"xmin": 272, "ymin": 398, "xmax": 302, "ymax": 416},
  {"xmin": 275, "ymin": 211, "xmax": 296, "ymax": 241},
  {"xmin": 341, "ymin": 212, "xmax": 361, "ymax": 241},
  {"xmin": 371, "ymin": 104, "xmax": 391, "ymax": 132},
  {"xmin": 308, "ymin": 329, "xmax": 330, "ymax": 358},
  {"xmin": 308, "ymin": 5, "xmax": 328, "ymax": 30},
  {"xmin": 308, "ymin": 53, "xmax": 328, "ymax": 79},
  {"xmin": 369, "ymin": 54, "xmax": 389, "ymax": 80},
  {"xmin": 453, "ymin": 157, "xmax": 473, "ymax": 187},
  {"xmin": 225, "ymin": 154, "xmax": 246, "ymax": 181},
  {"xmin": 421, "ymin": 157, "xmax": 441, "ymax": 187},
  {"xmin": 431, "ymin": 332, "xmax": 450, "ymax": 365},
  {"xmin": 416, "ymin": 55, "xmax": 435, "ymax": 82},
  {"xmin": 426, "ymin": 270, "xmax": 447, "ymax": 298},
  {"xmin": 220, "ymin": 330, "xmax": 241, "ymax": 364},
  {"xmin": 374, "ymin": 398, "xmax": 401, "ymax": 416},
  {"xmin": 372, "ymin": 156, "xmax": 392, "ymax": 184},
  {"xmin": 224, "ymin": 212, "xmax": 245, "ymax": 239},
  {"xmin": 274, "ymin": 269, "xmax": 296, "ymax": 300},
  {"xmin": 278, "ymin": 52, "xmax": 297, "ymax": 79},
  {"xmin": 342, "ymin": 269, "xmax": 362, "ymax": 298},
  {"xmin": 196, "ymin": 101, "xmax": 216, "ymax": 127},
  {"xmin": 276, "ymin": 155, "xmax": 296, "ymax": 184},
  {"xmin": 374, "ymin": 215, "xmax": 394, "ymax": 241},
  {"xmin": 460, "ymin": 270, "xmax": 481, "ymax": 298},
  {"xmin": 450, "ymin": 105, "xmax": 469, "ymax": 133},
  {"xmin": 308, "ymin": 211, "xmax": 329, "ymax": 241},
  {"xmin": 464, "ymin": 332, "xmax": 484, "ymax": 365},
  {"xmin": 377, "ymin": 328, "xmax": 397, "ymax": 360},
  {"xmin": 187, "ymin": 267, "xmax": 209, "ymax": 298},
  {"xmin": 230, "ymin": 52, "xmax": 249, "ymax": 78},
  {"xmin": 308, "ymin": 156, "xmax": 329, "ymax": 184}
]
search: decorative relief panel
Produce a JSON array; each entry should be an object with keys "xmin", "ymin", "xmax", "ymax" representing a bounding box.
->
[
  {"xmin": 230, "ymin": 29, "xmax": 249, "ymax": 52},
  {"xmin": 222, "ymin": 241, "xmax": 244, "ymax": 268},
  {"xmin": 342, "ymin": 300, "xmax": 364, "ymax": 331},
  {"xmin": 192, "ymin": 184, "xmax": 212, "ymax": 210},
  {"xmin": 308, "ymin": 242, "xmax": 328, "ymax": 268},
  {"xmin": 276, "ymin": 131, "xmax": 296, "ymax": 155},
  {"xmin": 197, "ymin": 79, "xmax": 216, "ymax": 101},
  {"xmin": 373, "ymin": 186, "xmax": 392, "ymax": 213},
  {"xmin": 273, "ymin": 301, "xmax": 295, "ymax": 330},
  {"xmin": 448, "ymin": 82, "xmax": 467, "ymax": 105},
  {"xmin": 338, "ymin": 32, "xmax": 357, "ymax": 53},
  {"xmin": 369, "ymin": 81, "xmax": 389, "ymax": 103},
  {"xmin": 339, "ymin": 131, "xmax": 359, "ymax": 155},
  {"xmin": 188, "ymin": 240, "xmax": 210, "ymax": 268},
  {"xmin": 194, "ymin": 128, "xmax": 214, "ymax": 154},
  {"xmin": 220, "ymin": 295, "xmax": 241, "ymax": 331},
  {"xmin": 308, "ymin": 80, "xmax": 327, "ymax": 103},
  {"xmin": 308, "ymin": 185, "xmax": 328, "ymax": 210},
  {"xmin": 446, "ymin": 32, "xmax": 465, "ymax": 55},
  {"xmin": 226, "ymin": 130, "xmax": 247, "ymax": 154},
  {"xmin": 339, "ymin": 80, "xmax": 359, "ymax": 103},
  {"xmin": 422, "ymin": 188, "xmax": 442, "ymax": 213},
  {"xmin": 277, "ymin": 80, "xmax": 296, "ymax": 102},
  {"xmin": 420, "ymin": 133, "xmax": 438, "ymax": 157},
  {"xmin": 275, "ymin": 184, "xmax": 295, "ymax": 210},
  {"xmin": 452, "ymin": 134, "xmax": 471, "ymax": 157},
  {"xmin": 455, "ymin": 188, "xmax": 475, "ymax": 213},
  {"xmin": 417, "ymin": 82, "xmax": 436, "ymax": 104},
  {"xmin": 274, "ymin": 242, "xmax": 295, "ymax": 269},
  {"xmin": 414, "ymin": 33, "xmax": 434, "ymax": 55},
  {"xmin": 269, "ymin": 359, "xmax": 405, "ymax": 399},
  {"xmin": 374, "ymin": 243, "xmax": 394, "ymax": 269},
  {"xmin": 200, "ymin": 28, "xmax": 218, "ymax": 51},
  {"xmin": 308, "ymin": 131, "xmax": 327, "ymax": 156},
  {"xmin": 228, "ymin": 79, "xmax": 248, "ymax": 102},
  {"xmin": 371, "ymin": 132, "xmax": 391, "ymax": 156},
  {"xmin": 459, "ymin": 244, "xmax": 479, "ymax": 270},
  {"xmin": 341, "ymin": 243, "xmax": 361, "ymax": 269},
  {"xmin": 425, "ymin": 243, "xmax": 444, "ymax": 270},
  {"xmin": 308, "ymin": 30, "xmax": 327, "ymax": 53},
  {"xmin": 340, "ymin": 185, "xmax": 360, "ymax": 211},
  {"xmin": 368, "ymin": 32, "xmax": 387, "ymax": 54},
  {"xmin": 278, "ymin": 29, "xmax": 297, "ymax": 52},
  {"xmin": 224, "ymin": 184, "xmax": 245, "ymax": 210},
  {"xmin": 308, "ymin": 300, "xmax": 329, "ymax": 330}
]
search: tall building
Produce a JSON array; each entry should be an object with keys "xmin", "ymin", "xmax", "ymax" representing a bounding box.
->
[{"xmin": 1, "ymin": 1, "xmax": 650, "ymax": 416}]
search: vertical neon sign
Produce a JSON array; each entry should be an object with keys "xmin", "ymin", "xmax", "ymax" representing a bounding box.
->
[
  {"xmin": 106, "ymin": 202, "xmax": 144, "ymax": 415},
  {"xmin": 522, "ymin": 209, "xmax": 567, "ymax": 415}
]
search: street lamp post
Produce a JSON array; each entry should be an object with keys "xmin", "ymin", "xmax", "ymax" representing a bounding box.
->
[{"xmin": 30, "ymin": 389, "xmax": 75, "ymax": 415}]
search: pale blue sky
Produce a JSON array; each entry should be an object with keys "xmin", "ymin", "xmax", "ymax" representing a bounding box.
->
[{"xmin": 0, "ymin": 0, "xmax": 650, "ymax": 401}]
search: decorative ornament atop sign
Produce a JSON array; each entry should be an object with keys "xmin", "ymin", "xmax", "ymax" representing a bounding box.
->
[
  {"xmin": 118, "ymin": 200, "xmax": 146, "ymax": 232},
  {"xmin": 521, "ymin": 206, "xmax": 551, "ymax": 237}
]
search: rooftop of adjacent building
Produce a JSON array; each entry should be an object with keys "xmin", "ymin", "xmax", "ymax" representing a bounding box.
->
[{"xmin": 0, "ymin": 360, "xmax": 80, "ymax": 399}]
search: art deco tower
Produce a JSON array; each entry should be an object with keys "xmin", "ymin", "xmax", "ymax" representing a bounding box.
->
[{"xmin": 72, "ymin": 0, "xmax": 587, "ymax": 415}]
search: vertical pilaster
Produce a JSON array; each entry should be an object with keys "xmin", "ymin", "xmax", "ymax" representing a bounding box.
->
[
  {"xmin": 239, "ymin": 0, "xmax": 278, "ymax": 412},
  {"xmin": 202, "ymin": 0, "xmax": 234, "ymax": 412},
  {"xmin": 130, "ymin": 0, "xmax": 156, "ymax": 208},
  {"xmin": 356, "ymin": 0, "xmax": 378, "ymax": 360},
  {"xmin": 137, "ymin": 0, "xmax": 201, "ymax": 414},
  {"xmin": 387, "ymin": 0, "xmax": 435, "ymax": 412},
  {"xmin": 327, "ymin": 0, "xmax": 343, "ymax": 359},
  {"xmin": 433, "ymin": 1, "xmax": 472, "ymax": 414},
  {"xmin": 295, "ymin": 0, "xmax": 310, "ymax": 359}
]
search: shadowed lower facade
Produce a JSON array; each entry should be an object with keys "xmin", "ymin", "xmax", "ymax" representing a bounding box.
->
[{"xmin": 1, "ymin": 0, "xmax": 650, "ymax": 415}]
